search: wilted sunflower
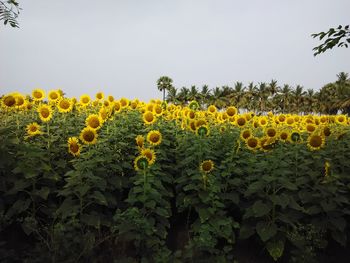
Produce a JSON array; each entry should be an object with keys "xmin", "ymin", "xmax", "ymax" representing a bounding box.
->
[
  {"xmin": 134, "ymin": 155, "xmax": 150, "ymax": 171},
  {"xmin": 68, "ymin": 137, "xmax": 81, "ymax": 156},
  {"xmin": 290, "ymin": 131, "xmax": 301, "ymax": 142},
  {"xmin": 48, "ymin": 90, "xmax": 61, "ymax": 103},
  {"xmin": 259, "ymin": 137, "xmax": 275, "ymax": 152},
  {"xmin": 240, "ymin": 129, "xmax": 252, "ymax": 141},
  {"xmin": 57, "ymin": 98, "xmax": 73, "ymax": 113},
  {"xmin": 32, "ymin": 89, "xmax": 45, "ymax": 101},
  {"xmin": 200, "ymin": 160, "xmax": 214, "ymax": 173},
  {"xmin": 37, "ymin": 104, "xmax": 53, "ymax": 122},
  {"xmin": 143, "ymin": 111, "xmax": 156, "ymax": 125},
  {"xmin": 196, "ymin": 125, "xmax": 210, "ymax": 136},
  {"xmin": 2, "ymin": 94, "xmax": 16, "ymax": 109},
  {"xmin": 188, "ymin": 100, "xmax": 200, "ymax": 110},
  {"xmin": 147, "ymin": 130, "xmax": 162, "ymax": 146},
  {"xmin": 80, "ymin": 127, "xmax": 98, "ymax": 145},
  {"xmin": 79, "ymin": 94, "xmax": 91, "ymax": 107},
  {"xmin": 85, "ymin": 114, "xmax": 102, "ymax": 130},
  {"xmin": 26, "ymin": 122, "xmax": 42, "ymax": 137},
  {"xmin": 141, "ymin": 148, "xmax": 156, "ymax": 165},
  {"xmin": 307, "ymin": 133, "xmax": 325, "ymax": 151},
  {"xmin": 246, "ymin": 137, "xmax": 260, "ymax": 150},
  {"xmin": 226, "ymin": 106, "xmax": 237, "ymax": 117},
  {"xmin": 135, "ymin": 135, "xmax": 145, "ymax": 149}
]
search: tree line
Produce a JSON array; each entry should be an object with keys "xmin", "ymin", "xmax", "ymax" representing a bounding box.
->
[{"xmin": 157, "ymin": 72, "xmax": 350, "ymax": 115}]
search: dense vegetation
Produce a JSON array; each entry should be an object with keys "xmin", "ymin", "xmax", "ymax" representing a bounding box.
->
[
  {"xmin": 0, "ymin": 89, "xmax": 350, "ymax": 262},
  {"xmin": 161, "ymin": 72, "xmax": 350, "ymax": 115}
]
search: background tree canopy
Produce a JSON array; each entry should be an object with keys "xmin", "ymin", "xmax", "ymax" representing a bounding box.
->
[
  {"xmin": 0, "ymin": 0, "xmax": 20, "ymax": 28},
  {"xmin": 312, "ymin": 25, "xmax": 350, "ymax": 56}
]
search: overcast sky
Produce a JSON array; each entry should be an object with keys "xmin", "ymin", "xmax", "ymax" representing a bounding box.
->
[{"xmin": 1, "ymin": 0, "xmax": 349, "ymax": 101}]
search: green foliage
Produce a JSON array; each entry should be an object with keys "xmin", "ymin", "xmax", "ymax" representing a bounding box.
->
[
  {"xmin": 0, "ymin": 0, "xmax": 20, "ymax": 28},
  {"xmin": 312, "ymin": 25, "xmax": 350, "ymax": 56}
]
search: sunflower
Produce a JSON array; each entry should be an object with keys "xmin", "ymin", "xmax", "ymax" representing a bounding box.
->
[
  {"xmin": 135, "ymin": 135, "xmax": 145, "ymax": 149},
  {"xmin": 208, "ymin": 105, "xmax": 217, "ymax": 114},
  {"xmin": 246, "ymin": 137, "xmax": 260, "ymax": 150},
  {"xmin": 187, "ymin": 110, "xmax": 196, "ymax": 120},
  {"xmin": 153, "ymin": 104, "xmax": 163, "ymax": 116},
  {"xmin": 200, "ymin": 160, "xmax": 214, "ymax": 173},
  {"xmin": 141, "ymin": 148, "xmax": 156, "ymax": 165},
  {"xmin": 324, "ymin": 161, "xmax": 330, "ymax": 177},
  {"xmin": 196, "ymin": 125, "xmax": 210, "ymax": 136},
  {"xmin": 2, "ymin": 94, "xmax": 16, "ymax": 109},
  {"xmin": 68, "ymin": 137, "xmax": 81, "ymax": 156},
  {"xmin": 95, "ymin": 92, "xmax": 104, "ymax": 101},
  {"xmin": 80, "ymin": 94, "xmax": 91, "ymax": 107},
  {"xmin": 305, "ymin": 123, "xmax": 316, "ymax": 133},
  {"xmin": 37, "ymin": 104, "xmax": 53, "ymax": 122},
  {"xmin": 265, "ymin": 127, "xmax": 277, "ymax": 139},
  {"xmin": 143, "ymin": 111, "xmax": 156, "ymax": 125},
  {"xmin": 322, "ymin": 126, "xmax": 331, "ymax": 137},
  {"xmin": 147, "ymin": 130, "xmax": 162, "ymax": 146},
  {"xmin": 32, "ymin": 89, "xmax": 45, "ymax": 101},
  {"xmin": 335, "ymin": 115, "xmax": 347, "ymax": 125},
  {"xmin": 279, "ymin": 130, "xmax": 290, "ymax": 142},
  {"xmin": 107, "ymin": 95, "xmax": 114, "ymax": 103},
  {"xmin": 99, "ymin": 106, "xmax": 110, "ymax": 121},
  {"xmin": 259, "ymin": 137, "xmax": 275, "ymax": 152},
  {"xmin": 113, "ymin": 101, "xmax": 122, "ymax": 113},
  {"xmin": 80, "ymin": 127, "xmax": 98, "ymax": 145},
  {"xmin": 26, "ymin": 122, "xmax": 42, "ymax": 137},
  {"xmin": 130, "ymin": 99, "xmax": 139, "ymax": 110},
  {"xmin": 134, "ymin": 155, "xmax": 150, "ymax": 171},
  {"xmin": 259, "ymin": 116, "xmax": 268, "ymax": 127},
  {"xmin": 48, "ymin": 90, "xmax": 61, "ymax": 103},
  {"xmin": 236, "ymin": 116, "xmax": 246, "ymax": 127},
  {"xmin": 286, "ymin": 116, "xmax": 295, "ymax": 126},
  {"xmin": 57, "ymin": 98, "xmax": 73, "ymax": 113},
  {"xmin": 307, "ymin": 133, "xmax": 325, "ymax": 151},
  {"xmin": 14, "ymin": 94, "xmax": 26, "ymax": 109},
  {"xmin": 240, "ymin": 129, "xmax": 252, "ymax": 141},
  {"xmin": 277, "ymin": 114, "xmax": 286, "ymax": 123},
  {"xmin": 120, "ymin": 98, "xmax": 129, "ymax": 108},
  {"xmin": 86, "ymin": 114, "xmax": 103, "ymax": 130},
  {"xmin": 226, "ymin": 106, "xmax": 237, "ymax": 117}
]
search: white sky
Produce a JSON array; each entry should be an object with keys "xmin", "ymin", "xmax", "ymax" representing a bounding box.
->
[{"xmin": 1, "ymin": 0, "xmax": 349, "ymax": 101}]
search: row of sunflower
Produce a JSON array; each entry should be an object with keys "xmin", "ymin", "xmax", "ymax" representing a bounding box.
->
[{"xmin": 1, "ymin": 89, "xmax": 350, "ymax": 262}]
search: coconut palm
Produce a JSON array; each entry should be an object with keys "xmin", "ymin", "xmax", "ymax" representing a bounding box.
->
[{"xmin": 157, "ymin": 76, "xmax": 173, "ymax": 101}]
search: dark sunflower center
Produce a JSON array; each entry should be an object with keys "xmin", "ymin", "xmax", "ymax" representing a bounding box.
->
[
  {"xmin": 83, "ymin": 131, "xmax": 95, "ymax": 142},
  {"xmin": 41, "ymin": 108, "xmax": 50, "ymax": 118},
  {"xmin": 4, "ymin": 96, "xmax": 16, "ymax": 107},
  {"xmin": 310, "ymin": 135, "xmax": 322, "ymax": 147},
  {"xmin": 70, "ymin": 143, "xmax": 79, "ymax": 153}
]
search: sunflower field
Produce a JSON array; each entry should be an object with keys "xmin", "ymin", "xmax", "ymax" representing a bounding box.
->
[{"xmin": 1, "ymin": 89, "xmax": 350, "ymax": 263}]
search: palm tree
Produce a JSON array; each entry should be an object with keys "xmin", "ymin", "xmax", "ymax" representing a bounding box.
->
[
  {"xmin": 188, "ymin": 86, "xmax": 199, "ymax": 102},
  {"xmin": 199, "ymin": 85, "xmax": 211, "ymax": 107},
  {"xmin": 291, "ymin": 85, "xmax": 306, "ymax": 113},
  {"xmin": 157, "ymin": 76, "xmax": 173, "ymax": 101},
  {"xmin": 177, "ymin": 87, "xmax": 190, "ymax": 105},
  {"xmin": 166, "ymin": 86, "xmax": 179, "ymax": 104},
  {"xmin": 210, "ymin": 87, "xmax": 228, "ymax": 109}
]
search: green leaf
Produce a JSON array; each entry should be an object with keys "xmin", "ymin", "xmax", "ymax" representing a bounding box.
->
[
  {"xmin": 5, "ymin": 199, "xmax": 31, "ymax": 218},
  {"xmin": 35, "ymin": 187, "xmax": 50, "ymax": 200},
  {"xmin": 239, "ymin": 224, "xmax": 255, "ymax": 239},
  {"xmin": 256, "ymin": 221, "xmax": 277, "ymax": 242},
  {"xmin": 92, "ymin": 191, "xmax": 108, "ymax": 206},
  {"xmin": 252, "ymin": 200, "xmax": 271, "ymax": 217}
]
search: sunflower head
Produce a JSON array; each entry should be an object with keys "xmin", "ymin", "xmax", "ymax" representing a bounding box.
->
[
  {"xmin": 240, "ymin": 129, "xmax": 252, "ymax": 141},
  {"xmin": 32, "ymin": 89, "xmax": 45, "ymax": 101},
  {"xmin": 135, "ymin": 135, "xmax": 145, "ymax": 148},
  {"xmin": 143, "ymin": 111, "xmax": 156, "ymax": 125},
  {"xmin": 153, "ymin": 104, "xmax": 163, "ymax": 116},
  {"xmin": 57, "ymin": 98, "xmax": 73, "ymax": 113},
  {"xmin": 48, "ymin": 90, "xmax": 61, "ymax": 103},
  {"xmin": 265, "ymin": 127, "xmax": 277, "ymax": 138},
  {"xmin": 246, "ymin": 137, "xmax": 260, "ymax": 151},
  {"xmin": 26, "ymin": 122, "xmax": 42, "ymax": 137},
  {"xmin": 236, "ymin": 116, "xmax": 246, "ymax": 127},
  {"xmin": 80, "ymin": 94, "xmax": 91, "ymax": 106},
  {"xmin": 226, "ymin": 106, "xmax": 237, "ymax": 117},
  {"xmin": 147, "ymin": 130, "xmax": 162, "ymax": 146},
  {"xmin": 307, "ymin": 133, "xmax": 325, "ymax": 151},
  {"xmin": 2, "ymin": 94, "xmax": 17, "ymax": 109},
  {"xmin": 196, "ymin": 125, "xmax": 210, "ymax": 136},
  {"xmin": 208, "ymin": 105, "xmax": 217, "ymax": 114},
  {"xmin": 335, "ymin": 115, "xmax": 347, "ymax": 125},
  {"xmin": 86, "ymin": 114, "xmax": 102, "ymax": 130},
  {"xmin": 68, "ymin": 137, "xmax": 81, "ymax": 156},
  {"xmin": 96, "ymin": 92, "xmax": 104, "ymax": 101},
  {"xmin": 200, "ymin": 160, "xmax": 214, "ymax": 174},
  {"xmin": 134, "ymin": 155, "xmax": 150, "ymax": 171},
  {"xmin": 279, "ymin": 130, "xmax": 290, "ymax": 142},
  {"xmin": 305, "ymin": 123, "xmax": 316, "ymax": 133},
  {"xmin": 80, "ymin": 127, "xmax": 98, "ymax": 145},
  {"xmin": 141, "ymin": 148, "xmax": 156, "ymax": 165},
  {"xmin": 37, "ymin": 104, "xmax": 53, "ymax": 122}
]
